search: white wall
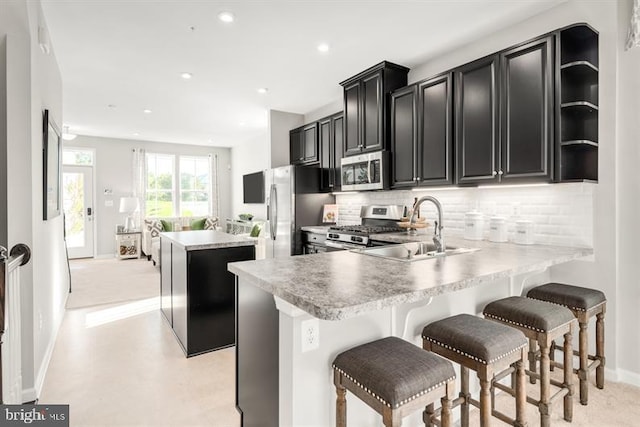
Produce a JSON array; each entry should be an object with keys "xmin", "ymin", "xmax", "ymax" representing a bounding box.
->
[
  {"xmin": 68, "ymin": 135, "xmax": 232, "ymax": 256},
  {"xmin": 268, "ymin": 110, "xmax": 303, "ymax": 168},
  {"xmin": 615, "ymin": 0, "xmax": 640, "ymax": 383},
  {"xmin": 0, "ymin": 0, "xmax": 69, "ymax": 401},
  {"xmin": 230, "ymin": 132, "xmax": 269, "ymax": 222}
]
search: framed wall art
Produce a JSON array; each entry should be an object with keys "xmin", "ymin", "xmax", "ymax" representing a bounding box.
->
[{"xmin": 43, "ymin": 109, "xmax": 61, "ymax": 220}]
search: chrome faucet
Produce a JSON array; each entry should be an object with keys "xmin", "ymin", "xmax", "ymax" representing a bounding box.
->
[{"xmin": 410, "ymin": 196, "xmax": 445, "ymax": 253}]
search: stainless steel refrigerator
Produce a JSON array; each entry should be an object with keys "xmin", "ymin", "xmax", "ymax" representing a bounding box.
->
[{"xmin": 264, "ymin": 165, "xmax": 334, "ymax": 258}]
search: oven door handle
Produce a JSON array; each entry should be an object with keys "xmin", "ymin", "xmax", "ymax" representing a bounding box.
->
[{"xmin": 325, "ymin": 241, "xmax": 363, "ymax": 250}]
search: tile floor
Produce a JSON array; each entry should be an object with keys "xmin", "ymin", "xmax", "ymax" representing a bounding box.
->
[{"xmin": 39, "ymin": 258, "xmax": 240, "ymax": 427}]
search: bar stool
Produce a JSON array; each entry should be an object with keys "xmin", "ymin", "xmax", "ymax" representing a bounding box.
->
[
  {"xmin": 332, "ymin": 336, "xmax": 456, "ymax": 427},
  {"xmin": 422, "ymin": 314, "xmax": 528, "ymax": 427},
  {"xmin": 527, "ymin": 282, "xmax": 606, "ymax": 405},
  {"xmin": 483, "ymin": 296, "xmax": 577, "ymax": 427}
]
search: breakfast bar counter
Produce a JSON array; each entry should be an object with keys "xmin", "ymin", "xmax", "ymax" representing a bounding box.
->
[{"xmin": 228, "ymin": 236, "xmax": 592, "ymax": 427}]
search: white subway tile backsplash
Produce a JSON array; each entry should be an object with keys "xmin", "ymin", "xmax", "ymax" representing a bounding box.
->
[{"xmin": 335, "ymin": 183, "xmax": 593, "ymax": 247}]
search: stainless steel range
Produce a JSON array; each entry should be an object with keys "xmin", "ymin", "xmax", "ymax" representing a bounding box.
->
[{"xmin": 326, "ymin": 205, "xmax": 404, "ymax": 249}]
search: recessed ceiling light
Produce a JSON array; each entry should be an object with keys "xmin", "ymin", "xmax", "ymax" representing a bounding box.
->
[
  {"xmin": 133, "ymin": 132, "xmax": 140, "ymax": 136},
  {"xmin": 257, "ymin": 88, "xmax": 268, "ymax": 94},
  {"xmin": 107, "ymin": 104, "xmax": 117, "ymax": 109},
  {"xmin": 218, "ymin": 12, "xmax": 235, "ymax": 23},
  {"xmin": 239, "ymin": 121, "xmax": 247, "ymax": 126},
  {"xmin": 317, "ymin": 43, "xmax": 330, "ymax": 53},
  {"xmin": 143, "ymin": 109, "xmax": 152, "ymax": 114},
  {"xmin": 181, "ymin": 72, "xmax": 193, "ymax": 80}
]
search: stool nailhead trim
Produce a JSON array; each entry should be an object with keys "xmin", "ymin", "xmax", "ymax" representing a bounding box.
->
[
  {"xmin": 526, "ymin": 296, "xmax": 606, "ymax": 313},
  {"xmin": 332, "ymin": 365, "xmax": 454, "ymax": 409},
  {"xmin": 483, "ymin": 312, "xmax": 575, "ymax": 334},
  {"xmin": 422, "ymin": 335, "xmax": 526, "ymax": 365}
]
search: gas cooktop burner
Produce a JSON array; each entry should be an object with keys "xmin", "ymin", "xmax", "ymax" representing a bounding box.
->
[{"xmin": 328, "ymin": 225, "xmax": 403, "ymax": 235}]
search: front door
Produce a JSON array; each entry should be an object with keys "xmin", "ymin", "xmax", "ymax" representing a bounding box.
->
[{"xmin": 63, "ymin": 165, "xmax": 94, "ymax": 258}]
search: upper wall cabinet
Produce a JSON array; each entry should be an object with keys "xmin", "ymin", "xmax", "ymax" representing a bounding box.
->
[
  {"xmin": 556, "ymin": 24, "xmax": 598, "ymax": 182},
  {"xmin": 319, "ymin": 112, "xmax": 344, "ymax": 191},
  {"xmin": 391, "ymin": 73, "xmax": 453, "ymax": 188},
  {"xmin": 290, "ymin": 123, "xmax": 318, "ymax": 165},
  {"xmin": 455, "ymin": 35, "xmax": 554, "ymax": 185},
  {"xmin": 455, "ymin": 54, "xmax": 500, "ymax": 184},
  {"xmin": 340, "ymin": 61, "xmax": 409, "ymax": 157}
]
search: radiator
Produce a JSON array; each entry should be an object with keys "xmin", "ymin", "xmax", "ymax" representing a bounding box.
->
[{"xmin": 1, "ymin": 244, "xmax": 31, "ymax": 404}]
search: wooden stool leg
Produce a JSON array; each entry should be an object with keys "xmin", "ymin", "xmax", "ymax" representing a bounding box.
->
[
  {"xmin": 382, "ymin": 408, "xmax": 401, "ymax": 427},
  {"xmin": 578, "ymin": 321, "xmax": 589, "ymax": 405},
  {"xmin": 479, "ymin": 378, "xmax": 491, "ymax": 427},
  {"xmin": 460, "ymin": 366, "xmax": 470, "ymax": 427},
  {"xmin": 538, "ymin": 341, "xmax": 551, "ymax": 427},
  {"xmin": 528, "ymin": 338, "xmax": 538, "ymax": 384},
  {"xmin": 440, "ymin": 379, "xmax": 455, "ymax": 427},
  {"xmin": 424, "ymin": 403, "xmax": 435, "ymax": 427},
  {"xmin": 336, "ymin": 384, "xmax": 347, "ymax": 427},
  {"xmin": 563, "ymin": 329, "xmax": 574, "ymax": 422},
  {"xmin": 549, "ymin": 340, "xmax": 556, "ymax": 371},
  {"xmin": 596, "ymin": 311, "xmax": 606, "ymax": 389},
  {"xmin": 515, "ymin": 354, "xmax": 527, "ymax": 427}
]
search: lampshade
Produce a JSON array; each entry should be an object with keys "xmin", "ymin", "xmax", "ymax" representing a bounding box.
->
[{"xmin": 119, "ymin": 197, "xmax": 139, "ymax": 213}]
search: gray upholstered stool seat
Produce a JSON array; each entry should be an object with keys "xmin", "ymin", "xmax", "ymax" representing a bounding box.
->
[
  {"xmin": 527, "ymin": 283, "xmax": 607, "ymax": 405},
  {"xmin": 422, "ymin": 314, "xmax": 528, "ymax": 427},
  {"xmin": 527, "ymin": 283, "xmax": 606, "ymax": 312},
  {"xmin": 333, "ymin": 336, "xmax": 456, "ymax": 427},
  {"xmin": 483, "ymin": 296, "xmax": 577, "ymax": 427}
]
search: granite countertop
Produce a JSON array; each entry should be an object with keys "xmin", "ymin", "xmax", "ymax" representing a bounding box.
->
[
  {"xmin": 300, "ymin": 225, "xmax": 332, "ymax": 234},
  {"xmin": 161, "ymin": 230, "xmax": 256, "ymax": 251},
  {"xmin": 228, "ymin": 235, "xmax": 592, "ymax": 321}
]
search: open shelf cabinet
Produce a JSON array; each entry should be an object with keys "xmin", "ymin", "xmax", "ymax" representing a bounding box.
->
[{"xmin": 557, "ymin": 24, "xmax": 599, "ymax": 182}]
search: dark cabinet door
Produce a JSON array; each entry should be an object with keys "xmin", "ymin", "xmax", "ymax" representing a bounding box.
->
[
  {"xmin": 302, "ymin": 123, "xmax": 318, "ymax": 163},
  {"xmin": 289, "ymin": 128, "xmax": 303, "ymax": 164},
  {"xmin": 362, "ymin": 72, "xmax": 383, "ymax": 152},
  {"xmin": 390, "ymin": 85, "xmax": 417, "ymax": 187},
  {"xmin": 500, "ymin": 36, "xmax": 554, "ymax": 182},
  {"xmin": 332, "ymin": 114, "xmax": 344, "ymax": 189},
  {"xmin": 343, "ymin": 82, "xmax": 361, "ymax": 156},
  {"xmin": 319, "ymin": 117, "xmax": 331, "ymax": 190},
  {"xmin": 418, "ymin": 73, "xmax": 453, "ymax": 185},
  {"xmin": 455, "ymin": 54, "xmax": 499, "ymax": 184}
]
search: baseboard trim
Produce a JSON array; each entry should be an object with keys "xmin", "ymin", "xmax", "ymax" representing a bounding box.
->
[
  {"xmin": 616, "ymin": 368, "xmax": 640, "ymax": 387},
  {"xmin": 95, "ymin": 254, "xmax": 115, "ymax": 259},
  {"xmin": 26, "ymin": 291, "xmax": 69, "ymax": 402}
]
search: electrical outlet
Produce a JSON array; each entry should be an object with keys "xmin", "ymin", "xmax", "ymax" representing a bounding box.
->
[{"xmin": 300, "ymin": 318, "xmax": 319, "ymax": 352}]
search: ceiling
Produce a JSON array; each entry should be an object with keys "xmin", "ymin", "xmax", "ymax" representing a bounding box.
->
[{"xmin": 41, "ymin": 0, "xmax": 564, "ymax": 148}]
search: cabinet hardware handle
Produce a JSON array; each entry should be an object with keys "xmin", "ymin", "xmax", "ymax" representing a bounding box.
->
[
  {"xmin": 492, "ymin": 170, "xmax": 497, "ymax": 176},
  {"xmin": 498, "ymin": 170, "xmax": 504, "ymax": 175}
]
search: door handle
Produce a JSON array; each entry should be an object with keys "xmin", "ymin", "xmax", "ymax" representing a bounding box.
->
[{"xmin": 87, "ymin": 207, "xmax": 92, "ymax": 216}]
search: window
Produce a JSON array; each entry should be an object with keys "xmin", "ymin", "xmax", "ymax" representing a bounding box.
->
[
  {"xmin": 145, "ymin": 153, "xmax": 213, "ymax": 218},
  {"xmin": 179, "ymin": 156, "xmax": 210, "ymax": 216},
  {"xmin": 146, "ymin": 153, "xmax": 175, "ymax": 217},
  {"xmin": 62, "ymin": 148, "xmax": 93, "ymax": 165}
]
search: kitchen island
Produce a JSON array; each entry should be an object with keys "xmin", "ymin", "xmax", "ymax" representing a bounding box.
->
[
  {"xmin": 228, "ymin": 235, "xmax": 592, "ymax": 426},
  {"xmin": 160, "ymin": 230, "xmax": 255, "ymax": 357}
]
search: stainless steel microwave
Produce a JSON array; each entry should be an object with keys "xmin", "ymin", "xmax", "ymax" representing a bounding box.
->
[{"xmin": 340, "ymin": 151, "xmax": 389, "ymax": 191}]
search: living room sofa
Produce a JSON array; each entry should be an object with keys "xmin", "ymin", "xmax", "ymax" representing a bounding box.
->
[{"xmin": 142, "ymin": 216, "xmax": 220, "ymax": 266}]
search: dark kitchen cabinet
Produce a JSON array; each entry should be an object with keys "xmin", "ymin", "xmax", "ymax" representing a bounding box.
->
[
  {"xmin": 340, "ymin": 61, "xmax": 409, "ymax": 157},
  {"xmin": 455, "ymin": 35, "xmax": 554, "ymax": 185},
  {"xmin": 556, "ymin": 24, "xmax": 598, "ymax": 182},
  {"xmin": 391, "ymin": 73, "xmax": 454, "ymax": 188},
  {"xmin": 455, "ymin": 54, "xmax": 500, "ymax": 184},
  {"xmin": 319, "ymin": 112, "xmax": 344, "ymax": 191},
  {"xmin": 290, "ymin": 123, "xmax": 318, "ymax": 165},
  {"xmin": 500, "ymin": 35, "xmax": 554, "ymax": 182},
  {"xmin": 390, "ymin": 85, "xmax": 418, "ymax": 187}
]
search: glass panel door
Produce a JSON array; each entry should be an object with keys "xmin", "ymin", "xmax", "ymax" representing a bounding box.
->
[{"xmin": 63, "ymin": 165, "xmax": 94, "ymax": 258}]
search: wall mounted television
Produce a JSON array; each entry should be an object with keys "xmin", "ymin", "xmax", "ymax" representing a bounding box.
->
[{"xmin": 243, "ymin": 171, "xmax": 264, "ymax": 204}]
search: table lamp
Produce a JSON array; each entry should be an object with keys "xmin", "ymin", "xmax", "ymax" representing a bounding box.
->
[{"xmin": 119, "ymin": 197, "xmax": 139, "ymax": 232}]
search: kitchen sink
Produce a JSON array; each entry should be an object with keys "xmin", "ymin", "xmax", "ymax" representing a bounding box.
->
[{"xmin": 353, "ymin": 242, "xmax": 479, "ymax": 262}]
